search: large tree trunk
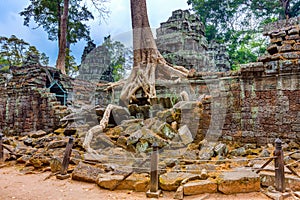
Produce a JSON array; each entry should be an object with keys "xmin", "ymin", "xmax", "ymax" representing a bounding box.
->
[
  {"xmin": 119, "ymin": 0, "xmax": 188, "ymax": 106},
  {"xmin": 56, "ymin": 0, "xmax": 68, "ymax": 75},
  {"xmin": 280, "ymin": 0, "xmax": 290, "ymax": 19},
  {"xmin": 83, "ymin": 0, "xmax": 188, "ymax": 152}
]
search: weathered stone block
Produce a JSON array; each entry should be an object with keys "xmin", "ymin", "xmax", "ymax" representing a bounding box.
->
[
  {"xmin": 72, "ymin": 162, "xmax": 104, "ymax": 183},
  {"xmin": 294, "ymin": 43, "xmax": 300, "ymax": 51},
  {"xmin": 286, "ymin": 34, "xmax": 300, "ymax": 40},
  {"xmin": 183, "ymin": 180, "xmax": 217, "ymax": 195},
  {"xmin": 159, "ymin": 172, "xmax": 197, "ymax": 191},
  {"xmin": 278, "ymin": 44, "xmax": 293, "ymax": 52},
  {"xmin": 178, "ymin": 125, "xmax": 193, "ymax": 145},
  {"xmin": 260, "ymin": 172, "xmax": 300, "ymax": 191},
  {"xmin": 282, "ymin": 52, "xmax": 300, "ymax": 59},
  {"xmin": 271, "ymin": 31, "xmax": 286, "ymax": 38},
  {"xmin": 218, "ymin": 170, "xmax": 260, "ymax": 194},
  {"xmin": 97, "ymin": 173, "xmax": 149, "ymax": 191},
  {"xmin": 288, "ymin": 27, "xmax": 300, "ymax": 35}
]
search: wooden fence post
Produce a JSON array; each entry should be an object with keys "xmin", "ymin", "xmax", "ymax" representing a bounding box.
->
[
  {"xmin": 274, "ymin": 138, "xmax": 285, "ymax": 192},
  {"xmin": 0, "ymin": 133, "xmax": 3, "ymax": 162},
  {"xmin": 61, "ymin": 136, "xmax": 74, "ymax": 175},
  {"xmin": 146, "ymin": 142, "xmax": 161, "ymax": 198}
]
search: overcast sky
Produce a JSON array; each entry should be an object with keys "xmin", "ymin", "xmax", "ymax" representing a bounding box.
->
[{"xmin": 0, "ymin": 0, "xmax": 190, "ymax": 66}]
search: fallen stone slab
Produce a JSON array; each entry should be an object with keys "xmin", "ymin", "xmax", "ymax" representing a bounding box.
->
[
  {"xmin": 28, "ymin": 130, "xmax": 47, "ymax": 138},
  {"xmin": 96, "ymin": 173, "xmax": 149, "ymax": 191},
  {"xmin": 46, "ymin": 140, "xmax": 67, "ymax": 150},
  {"xmin": 218, "ymin": 169, "xmax": 260, "ymax": 194},
  {"xmin": 178, "ymin": 125, "xmax": 193, "ymax": 145},
  {"xmin": 184, "ymin": 179, "xmax": 217, "ymax": 195},
  {"xmin": 159, "ymin": 172, "xmax": 198, "ymax": 191},
  {"xmin": 260, "ymin": 171, "xmax": 300, "ymax": 191},
  {"xmin": 72, "ymin": 162, "xmax": 104, "ymax": 183},
  {"xmin": 263, "ymin": 190, "xmax": 292, "ymax": 200}
]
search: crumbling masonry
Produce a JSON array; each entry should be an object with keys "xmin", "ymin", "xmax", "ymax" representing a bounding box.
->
[{"xmin": 0, "ymin": 16, "xmax": 299, "ymax": 145}]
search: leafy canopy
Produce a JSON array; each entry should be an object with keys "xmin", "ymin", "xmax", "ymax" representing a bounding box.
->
[
  {"xmin": 20, "ymin": 0, "xmax": 96, "ymax": 43},
  {"xmin": 187, "ymin": 0, "xmax": 300, "ymax": 69},
  {"xmin": 20, "ymin": 0, "xmax": 109, "ymax": 73},
  {"xmin": 0, "ymin": 35, "xmax": 49, "ymax": 67}
]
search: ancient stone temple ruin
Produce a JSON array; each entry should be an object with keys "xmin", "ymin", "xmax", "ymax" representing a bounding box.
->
[
  {"xmin": 156, "ymin": 9, "xmax": 230, "ymax": 72},
  {"xmin": 207, "ymin": 40, "xmax": 231, "ymax": 72},
  {"xmin": 0, "ymin": 65, "xmax": 95, "ymax": 135},
  {"xmin": 156, "ymin": 9, "xmax": 209, "ymax": 71},
  {"xmin": 77, "ymin": 44, "xmax": 111, "ymax": 82},
  {"xmin": 97, "ymin": 16, "xmax": 300, "ymax": 145},
  {"xmin": 0, "ymin": 12, "xmax": 300, "ymax": 200}
]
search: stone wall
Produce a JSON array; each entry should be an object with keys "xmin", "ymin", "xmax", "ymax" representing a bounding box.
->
[
  {"xmin": 0, "ymin": 65, "xmax": 95, "ymax": 135},
  {"xmin": 97, "ymin": 17, "xmax": 300, "ymax": 144},
  {"xmin": 0, "ymin": 66, "xmax": 65, "ymax": 135}
]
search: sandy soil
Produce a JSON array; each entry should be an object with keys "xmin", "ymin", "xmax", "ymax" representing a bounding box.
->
[{"xmin": 0, "ymin": 165, "xmax": 271, "ymax": 200}]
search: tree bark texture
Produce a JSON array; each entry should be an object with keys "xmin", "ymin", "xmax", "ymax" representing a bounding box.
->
[
  {"xmin": 119, "ymin": 0, "xmax": 188, "ymax": 106},
  {"xmin": 83, "ymin": 0, "xmax": 189, "ymax": 151},
  {"xmin": 280, "ymin": 0, "xmax": 290, "ymax": 19},
  {"xmin": 56, "ymin": 0, "xmax": 68, "ymax": 75}
]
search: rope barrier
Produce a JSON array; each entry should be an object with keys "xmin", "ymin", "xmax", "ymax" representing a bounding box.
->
[
  {"xmin": 285, "ymin": 150, "xmax": 300, "ymax": 156},
  {"xmin": 285, "ymin": 159, "xmax": 300, "ymax": 167},
  {"xmin": 167, "ymin": 168, "xmax": 254, "ymax": 173},
  {"xmin": 2, "ymin": 137, "xmax": 299, "ymax": 179}
]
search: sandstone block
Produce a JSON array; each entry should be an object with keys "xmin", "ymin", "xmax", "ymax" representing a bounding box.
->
[
  {"xmin": 97, "ymin": 173, "xmax": 149, "ymax": 191},
  {"xmin": 260, "ymin": 172, "xmax": 300, "ymax": 191},
  {"xmin": 72, "ymin": 162, "xmax": 104, "ymax": 183},
  {"xmin": 28, "ymin": 130, "xmax": 47, "ymax": 138},
  {"xmin": 278, "ymin": 44, "xmax": 293, "ymax": 52},
  {"xmin": 178, "ymin": 125, "xmax": 193, "ymax": 145},
  {"xmin": 294, "ymin": 43, "xmax": 300, "ymax": 51},
  {"xmin": 286, "ymin": 34, "xmax": 300, "ymax": 40},
  {"xmin": 271, "ymin": 31, "xmax": 286, "ymax": 38},
  {"xmin": 218, "ymin": 170, "xmax": 260, "ymax": 194},
  {"xmin": 184, "ymin": 180, "xmax": 217, "ymax": 195},
  {"xmin": 46, "ymin": 140, "xmax": 67, "ymax": 149},
  {"xmin": 159, "ymin": 172, "xmax": 197, "ymax": 191},
  {"xmin": 288, "ymin": 28, "xmax": 300, "ymax": 35}
]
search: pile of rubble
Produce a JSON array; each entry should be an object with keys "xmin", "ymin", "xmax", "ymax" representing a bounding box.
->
[{"xmin": 1, "ymin": 93, "xmax": 300, "ymax": 199}]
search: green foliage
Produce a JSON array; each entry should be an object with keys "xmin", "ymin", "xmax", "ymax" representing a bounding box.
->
[
  {"xmin": 187, "ymin": 0, "xmax": 300, "ymax": 70},
  {"xmin": 65, "ymin": 48, "xmax": 78, "ymax": 76},
  {"xmin": 0, "ymin": 35, "xmax": 49, "ymax": 67},
  {"xmin": 20, "ymin": 0, "xmax": 96, "ymax": 43},
  {"xmin": 20, "ymin": 0, "xmax": 109, "ymax": 73},
  {"xmin": 0, "ymin": 65, "xmax": 10, "ymax": 73},
  {"xmin": 0, "ymin": 56, "xmax": 10, "ymax": 72}
]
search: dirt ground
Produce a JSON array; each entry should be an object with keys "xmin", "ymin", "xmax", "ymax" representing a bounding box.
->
[{"xmin": 0, "ymin": 165, "xmax": 271, "ymax": 200}]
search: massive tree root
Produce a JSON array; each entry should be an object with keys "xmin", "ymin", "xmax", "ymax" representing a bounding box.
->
[
  {"xmin": 83, "ymin": 0, "xmax": 189, "ymax": 152},
  {"xmin": 83, "ymin": 104, "xmax": 123, "ymax": 152},
  {"xmin": 119, "ymin": 61, "xmax": 188, "ymax": 106}
]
